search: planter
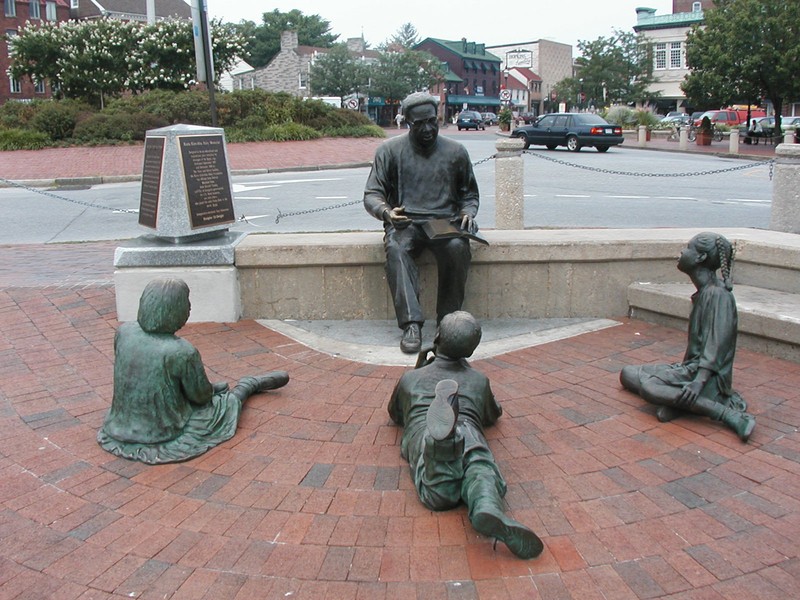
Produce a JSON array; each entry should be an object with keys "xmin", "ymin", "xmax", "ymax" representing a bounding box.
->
[
  {"xmin": 499, "ymin": 122, "xmax": 510, "ymax": 132},
  {"xmin": 696, "ymin": 130, "xmax": 712, "ymax": 145}
]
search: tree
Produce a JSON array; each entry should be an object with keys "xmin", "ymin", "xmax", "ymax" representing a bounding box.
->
[
  {"xmin": 8, "ymin": 18, "xmax": 243, "ymax": 107},
  {"xmin": 238, "ymin": 9, "xmax": 338, "ymax": 68},
  {"xmin": 682, "ymin": 0, "xmax": 800, "ymax": 131},
  {"xmin": 561, "ymin": 30, "xmax": 657, "ymax": 109},
  {"xmin": 368, "ymin": 49, "xmax": 443, "ymax": 104},
  {"xmin": 381, "ymin": 23, "xmax": 420, "ymax": 51},
  {"xmin": 309, "ymin": 43, "xmax": 370, "ymax": 98}
]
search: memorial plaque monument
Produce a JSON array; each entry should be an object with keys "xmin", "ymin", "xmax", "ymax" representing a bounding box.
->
[
  {"xmin": 114, "ymin": 124, "xmax": 246, "ymax": 323},
  {"xmin": 137, "ymin": 124, "xmax": 235, "ymax": 242}
]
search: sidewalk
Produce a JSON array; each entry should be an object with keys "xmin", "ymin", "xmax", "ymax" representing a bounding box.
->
[
  {"xmin": 0, "ymin": 128, "xmax": 779, "ymax": 185},
  {"xmin": 0, "ymin": 135, "xmax": 798, "ymax": 599}
]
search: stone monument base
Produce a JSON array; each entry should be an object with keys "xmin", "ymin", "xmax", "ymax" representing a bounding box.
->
[{"xmin": 114, "ymin": 232, "xmax": 245, "ymax": 322}]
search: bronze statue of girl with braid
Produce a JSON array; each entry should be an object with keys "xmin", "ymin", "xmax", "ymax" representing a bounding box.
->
[{"xmin": 620, "ymin": 232, "xmax": 755, "ymax": 442}]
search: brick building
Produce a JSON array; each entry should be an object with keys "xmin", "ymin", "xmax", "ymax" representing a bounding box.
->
[
  {"xmin": 486, "ymin": 39, "xmax": 573, "ymax": 117},
  {"xmin": 413, "ymin": 38, "xmax": 503, "ymax": 121},
  {"xmin": 2, "ymin": 0, "xmax": 192, "ymax": 105},
  {"xmin": 1, "ymin": 0, "xmax": 70, "ymax": 104},
  {"xmin": 69, "ymin": 0, "xmax": 190, "ymax": 21}
]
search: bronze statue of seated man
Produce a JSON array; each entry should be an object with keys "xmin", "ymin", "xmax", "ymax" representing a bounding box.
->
[
  {"xmin": 620, "ymin": 232, "xmax": 755, "ymax": 442},
  {"xmin": 98, "ymin": 277, "xmax": 289, "ymax": 464},
  {"xmin": 388, "ymin": 311, "xmax": 543, "ymax": 559}
]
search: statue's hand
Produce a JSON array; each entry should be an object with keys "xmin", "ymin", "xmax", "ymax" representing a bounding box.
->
[
  {"xmin": 212, "ymin": 382, "xmax": 229, "ymax": 394},
  {"xmin": 678, "ymin": 380, "xmax": 702, "ymax": 407},
  {"xmin": 452, "ymin": 213, "xmax": 477, "ymax": 234},
  {"xmin": 385, "ymin": 206, "xmax": 411, "ymax": 229}
]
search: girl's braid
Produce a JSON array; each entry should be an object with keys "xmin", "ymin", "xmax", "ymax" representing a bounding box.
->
[{"xmin": 716, "ymin": 235, "xmax": 734, "ymax": 291}]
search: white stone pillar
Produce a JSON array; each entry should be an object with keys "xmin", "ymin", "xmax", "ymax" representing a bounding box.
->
[
  {"xmin": 770, "ymin": 144, "xmax": 800, "ymax": 233},
  {"xmin": 729, "ymin": 129, "xmax": 739, "ymax": 154},
  {"xmin": 638, "ymin": 125, "xmax": 647, "ymax": 147},
  {"xmin": 784, "ymin": 132, "xmax": 794, "ymax": 145},
  {"xmin": 679, "ymin": 126, "xmax": 688, "ymax": 151},
  {"xmin": 494, "ymin": 138, "xmax": 526, "ymax": 230}
]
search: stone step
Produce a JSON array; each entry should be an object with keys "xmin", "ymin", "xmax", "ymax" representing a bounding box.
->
[{"xmin": 627, "ymin": 282, "xmax": 800, "ymax": 362}]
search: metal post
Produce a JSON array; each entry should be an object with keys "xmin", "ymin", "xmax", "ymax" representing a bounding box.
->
[{"xmin": 198, "ymin": 1, "xmax": 218, "ymax": 127}]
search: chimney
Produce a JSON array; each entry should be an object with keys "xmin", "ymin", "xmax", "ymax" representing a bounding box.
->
[{"xmin": 280, "ymin": 30, "xmax": 299, "ymax": 51}]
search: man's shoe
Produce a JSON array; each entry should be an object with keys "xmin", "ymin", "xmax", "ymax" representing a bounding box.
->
[
  {"xmin": 400, "ymin": 322, "xmax": 422, "ymax": 354},
  {"xmin": 255, "ymin": 371, "xmax": 289, "ymax": 392},
  {"xmin": 472, "ymin": 510, "xmax": 544, "ymax": 560},
  {"xmin": 426, "ymin": 379, "xmax": 459, "ymax": 441},
  {"xmin": 727, "ymin": 411, "xmax": 756, "ymax": 442}
]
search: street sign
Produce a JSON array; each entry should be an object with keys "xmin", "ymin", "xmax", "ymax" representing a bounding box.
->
[
  {"xmin": 500, "ymin": 89, "xmax": 511, "ymax": 101},
  {"xmin": 345, "ymin": 98, "xmax": 359, "ymax": 110}
]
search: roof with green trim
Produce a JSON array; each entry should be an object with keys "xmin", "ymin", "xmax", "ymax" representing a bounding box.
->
[{"xmin": 415, "ymin": 38, "xmax": 502, "ymax": 63}]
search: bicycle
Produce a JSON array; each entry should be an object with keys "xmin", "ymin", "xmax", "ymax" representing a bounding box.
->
[{"xmin": 687, "ymin": 124, "xmax": 723, "ymax": 143}]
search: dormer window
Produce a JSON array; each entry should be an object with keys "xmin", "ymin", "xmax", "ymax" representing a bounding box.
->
[{"xmin": 692, "ymin": 2, "xmax": 701, "ymax": 12}]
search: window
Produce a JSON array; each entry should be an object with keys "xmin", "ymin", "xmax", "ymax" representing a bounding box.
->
[
  {"xmin": 29, "ymin": 0, "xmax": 40, "ymax": 19},
  {"xmin": 34, "ymin": 79, "xmax": 45, "ymax": 93},
  {"xmin": 4, "ymin": 0, "xmax": 16, "ymax": 17},
  {"xmin": 654, "ymin": 43, "xmax": 666, "ymax": 70},
  {"xmin": 669, "ymin": 42, "xmax": 683, "ymax": 68},
  {"xmin": 9, "ymin": 77, "xmax": 21, "ymax": 93},
  {"xmin": 45, "ymin": 1, "xmax": 55, "ymax": 19},
  {"xmin": 298, "ymin": 70, "xmax": 308, "ymax": 90},
  {"xmin": 70, "ymin": 0, "xmax": 78, "ymax": 8},
  {"xmin": 692, "ymin": 2, "xmax": 702, "ymax": 12}
]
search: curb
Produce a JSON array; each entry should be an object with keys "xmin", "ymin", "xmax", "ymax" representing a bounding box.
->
[{"xmin": 0, "ymin": 162, "xmax": 374, "ymax": 189}]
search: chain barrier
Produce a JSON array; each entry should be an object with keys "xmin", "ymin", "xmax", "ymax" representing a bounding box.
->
[
  {"xmin": 271, "ymin": 154, "xmax": 498, "ymax": 223},
  {"xmin": 0, "ymin": 176, "xmax": 140, "ymax": 214},
  {"xmin": 523, "ymin": 149, "xmax": 775, "ymax": 180},
  {"xmin": 2, "ymin": 146, "xmax": 775, "ymax": 227}
]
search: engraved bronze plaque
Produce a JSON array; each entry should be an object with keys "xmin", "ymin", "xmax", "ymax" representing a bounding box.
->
[
  {"xmin": 138, "ymin": 136, "xmax": 166, "ymax": 228},
  {"xmin": 178, "ymin": 134, "xmax": 235, "ymax": 229}
]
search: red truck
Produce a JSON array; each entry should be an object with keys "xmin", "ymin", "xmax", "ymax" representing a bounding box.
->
[{"xmin": 694, "ymin": 108, "xmax": 766, "ymax": 127}]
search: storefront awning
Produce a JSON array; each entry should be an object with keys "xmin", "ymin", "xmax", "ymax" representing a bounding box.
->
[{"xmin": 447, "ymin": 94, "xmax": 501, "ymax": 107}]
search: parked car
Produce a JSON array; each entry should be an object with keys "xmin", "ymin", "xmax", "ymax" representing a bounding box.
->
[
  {"xmin": 781, "ymin": 116, "xmax": 800, "ymax": 131},
  {"xmin": 519, "ymin": 112, "xmax": 537, "ymax": 124},
  {"xmin": 481, "ymin": 112, "xmax": 499, "ymax": 126},
  {"xmin": 660, "ymin": 111, "xmax": 684, "ymax": 121},
  {"xmin": 693, "ymin": 110, "xmax": 741, "ymax": 128},
  {"xmin": 510, "ymin": 113, "xmax": 623, "ymax": 152},
  {"xmin": 660, "ymin": 114, "xmax": 691, "ymax": 126},
  {"xmin": 456, "ymin": 111, "xmax": 485, "ymax": 131}
]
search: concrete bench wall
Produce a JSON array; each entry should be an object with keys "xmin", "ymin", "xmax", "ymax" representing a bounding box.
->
[{"xmin": 235, "ymin": 227, "xmax": 800, "ymax": 319}]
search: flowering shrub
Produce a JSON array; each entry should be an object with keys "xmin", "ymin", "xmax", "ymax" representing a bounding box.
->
[{"xmin": 8, "ymin": 18, "xmax": 244, "ymax": 108}]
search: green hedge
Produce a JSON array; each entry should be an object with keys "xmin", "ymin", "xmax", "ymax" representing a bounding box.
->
[{"xmin": 0, "ymin": 90, "xmax": 384, "ymax": 148}]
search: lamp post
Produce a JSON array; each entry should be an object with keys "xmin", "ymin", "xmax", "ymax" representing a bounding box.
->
[{"xmin": 503, "ymin": 68, "xmax": 511, "ymax": 123}]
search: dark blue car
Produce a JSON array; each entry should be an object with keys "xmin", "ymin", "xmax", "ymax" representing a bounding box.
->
[{"xmin": 511, "ymin": 113, "xmax": 623, "ymax": 152}]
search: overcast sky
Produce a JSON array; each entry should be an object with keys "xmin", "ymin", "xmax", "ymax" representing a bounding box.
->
[{"xmin": 205, "ymin": 1, "xmax": 674, "ymax": 51}]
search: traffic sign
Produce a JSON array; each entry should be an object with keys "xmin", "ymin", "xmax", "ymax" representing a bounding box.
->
[
  {"xmin": 345, "ymin": 98, "xmax": 359, "ymax": 110},
  {"xmin": 500, "ymin": 89, "xmax": 511, "ymax": 101}
]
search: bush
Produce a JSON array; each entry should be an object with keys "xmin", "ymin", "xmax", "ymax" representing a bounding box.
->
[
  {"xmin": 30, "ymin": 99, "xmax": 89, "ymax": 140},
  {"xmin": 216, "ymin": 89, "xmax": 271, "ymax": 127},
  {"xmin": 0, "ymin": 128, "xmax": 50, "ymax": 150},
  {"xmin": 73, "ymin": 111, "xmax": 167, "ymax": 142},
  {"xmin": 105, "ymin": 90, "xmax": 211, "ymax": 125},
  {"xmin": 322, "ymin": 124, "xmax": 385, "ymax": 138},
  {"xmin": 263, "ymin": 123, "xmax": 321, "ymax": 142},
  {"xmin": 0, "ymin": 100, "xmax": 40, "ymax": 130},
  {"xmin": 604, "ymin": 106, "xmax": 635, "ymax": 127}
]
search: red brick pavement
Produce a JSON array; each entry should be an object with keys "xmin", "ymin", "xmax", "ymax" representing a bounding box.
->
[{"xmin": 0, "ymin": 261, "xmax": 798, "ymax": 598}]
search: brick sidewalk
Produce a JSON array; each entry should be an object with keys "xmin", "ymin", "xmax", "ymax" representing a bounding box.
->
[{"xmin": 0, "ymin": 259, "xmax": 798, "ymax": 598}]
